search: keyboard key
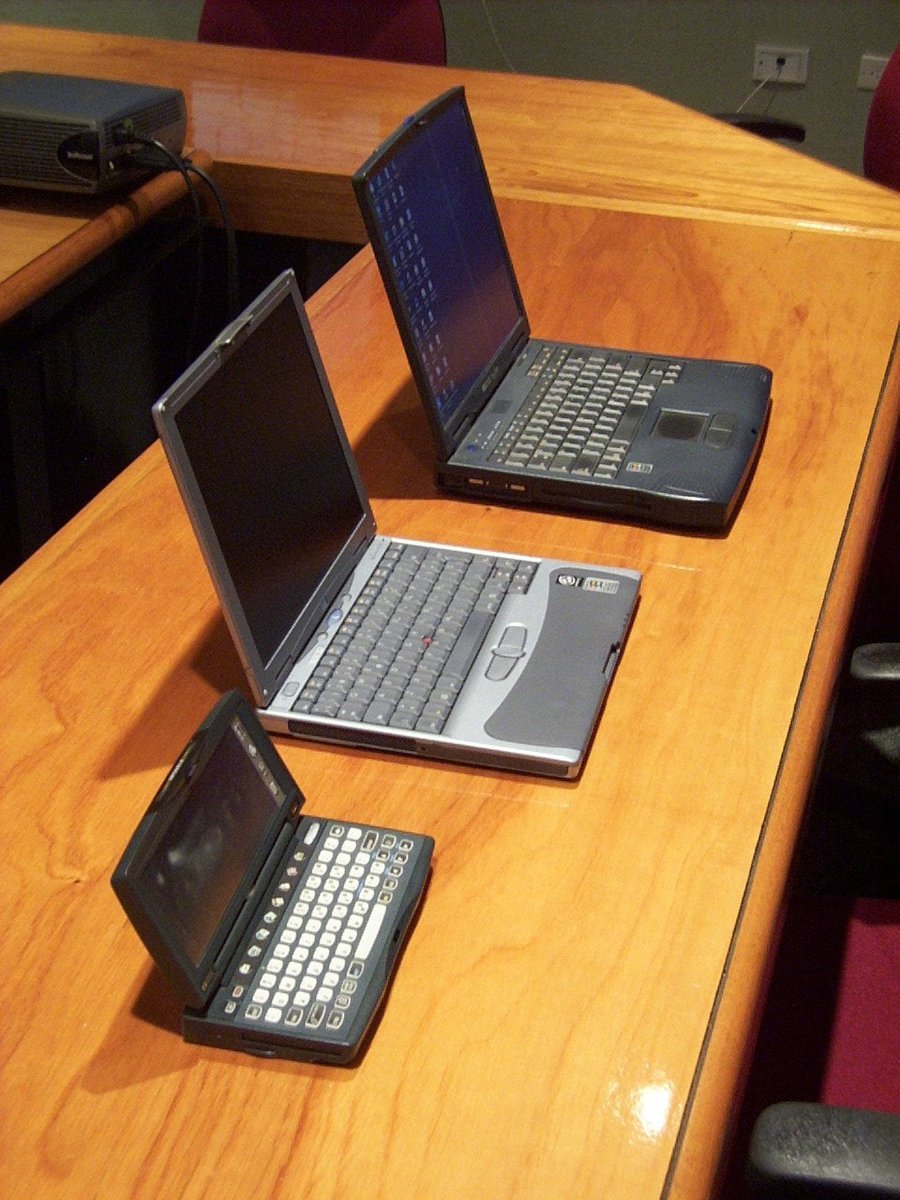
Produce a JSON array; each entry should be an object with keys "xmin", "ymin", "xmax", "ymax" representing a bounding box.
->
[{"xmin": 292, "ymin": 544, "xmax": 535, "ymax": 730}]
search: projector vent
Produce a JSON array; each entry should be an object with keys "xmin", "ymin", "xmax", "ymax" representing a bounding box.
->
[{"xmin": 0, "ymin": 116, "xmax": 88, "ymax": 184}]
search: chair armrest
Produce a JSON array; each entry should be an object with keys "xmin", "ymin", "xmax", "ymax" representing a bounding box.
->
[
  {"xmin": 747, "ymin": 1102, "xmax": 900, "ymax": 1198},
  {"xmin": 851, "ymin": 643, "xmax": 900, "ymax": 684}
]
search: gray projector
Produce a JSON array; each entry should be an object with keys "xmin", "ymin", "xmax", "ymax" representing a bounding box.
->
[{"xmin": 0, "ymin": 71, "xmax": 187, "ymax": 194}]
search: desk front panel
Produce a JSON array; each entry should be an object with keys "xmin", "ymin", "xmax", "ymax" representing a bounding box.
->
[{"xmin": 1, "ymin": 199, "xmax": 897, "ymax": 1200}]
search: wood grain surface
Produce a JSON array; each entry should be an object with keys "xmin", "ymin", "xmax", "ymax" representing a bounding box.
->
[{"xmin": 2, "ymin": 188, "xmax": 897, "ymax": 1200}]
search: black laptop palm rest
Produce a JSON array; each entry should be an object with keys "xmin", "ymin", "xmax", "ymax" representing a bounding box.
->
[
  {"xmin": 352, "ymin": 86, "xmax": 773, "ymax": 530},
  {"xmin": 112, "ymin": 691, "xmax": 434, "ymax": 1064}
]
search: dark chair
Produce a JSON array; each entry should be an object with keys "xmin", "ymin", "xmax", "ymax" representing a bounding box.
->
[
  {"xmin": 197, "ymin": 0, "xmax": 447, "ymax": 65},
  {"xmin": 822, "ymin": 450, "xmax": 900, "ymax": 825},
  {"xmin": 863, "ymin": 45, "xmax": 900, "ymax": 189},
  {"xmin": 748, "ymin": 1102, "xmax": 900, "ymax": 1198},
  {"xmin": 838, "ymin": 641, "xmax": 900, "ymax": 804},
  {"xmin": 714, "ymin": 112, "xmax": 806, "ymax": 145},
  {"xmin": 740, "ymin": 645, "xmax": 900, "ymax": 1196}
]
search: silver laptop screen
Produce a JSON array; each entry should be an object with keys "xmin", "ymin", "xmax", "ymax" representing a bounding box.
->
[{"xmin": 170, "ymin": 285, "xmax": 368, "ymax": 670}]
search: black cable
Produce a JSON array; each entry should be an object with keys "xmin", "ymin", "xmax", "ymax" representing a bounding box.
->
[
  {"xmin": 125, "ymin": 136, "xmax": 243, "ymax": 343},
  {"xmin": 182, "ymin": 158, "xmax": 240, "ymax": 318},
  {"xmin": 128, "ymin": 135, "xmax": 202, "ymax": 219},
  {"xmin": 127, "ymin": 135, "xmax": 208, "ymax": 358}
]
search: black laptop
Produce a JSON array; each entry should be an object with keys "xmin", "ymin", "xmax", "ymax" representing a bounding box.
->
[
  {"xmin": 152, "ymin": 270, "xmax": 641, "ymax": 779},
  {"xmin": 353, "ymin": 87, "xmax": 772, "ymax": 530}
]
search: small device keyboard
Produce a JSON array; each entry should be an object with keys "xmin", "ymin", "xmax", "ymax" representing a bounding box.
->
[
  {"xmin": 292, "ymin": 543, "xmax": 537, "ymax": 732},
  {"xmin": 491, "ymin": 345, "xmax": 683, "ymax": 477},
  {"xmin": 212, "ymin": 820, "xmax": 430, "ymax": 1038}
]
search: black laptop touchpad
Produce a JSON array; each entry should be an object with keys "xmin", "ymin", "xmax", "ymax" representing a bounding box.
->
[{"xmin": 653, "ymin": 410, "xmax": 706, "ymax": 441}]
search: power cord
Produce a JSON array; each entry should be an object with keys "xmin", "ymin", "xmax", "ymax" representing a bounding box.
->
[
  {"xmin": 183, "ymin": 156, "xmax": 240, "ymax": 320},
  {"xmin": 118, "ymin": 132, "xmax": 241, "ymax": 358},
  {"xmin": 736, "ymin": 58, "xmax": 785, "ymax": 115},
  {"xmin": 478, "ymin": 0, "xmax": 516, "ymax": 72}
]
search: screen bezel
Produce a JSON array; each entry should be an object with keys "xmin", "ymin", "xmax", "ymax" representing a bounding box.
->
[{"xmin": 111, "ymin": 691, "xmax": 301, "ymax": 1008}]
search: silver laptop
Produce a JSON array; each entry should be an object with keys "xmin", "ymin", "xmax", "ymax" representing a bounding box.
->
[
  {"xmin": 353, "ymin": 87, "xmax": 772, "ymax": 530},
  {"xmin": 153, "ymin": 271, "xmax": 641, "ymax": 778}
]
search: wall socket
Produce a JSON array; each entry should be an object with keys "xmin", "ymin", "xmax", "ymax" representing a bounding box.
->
[
  {"xmin": 857, "ymin": 53, "xmax": 889, "ymax": 90},
  {"xmin": 752, "ymin": 45, "xmax": 810, "ymax": 85}
]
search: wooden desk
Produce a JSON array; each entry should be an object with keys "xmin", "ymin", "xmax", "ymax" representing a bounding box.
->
[
  {"xmin": 4, "ymin": 22, "xmax": 900, "ymax": 244},
  {"xmin": 0, "ymin": 151, "xmax": 214, "ymax": 326},
  {"xmin": 2, "ymin": 189, "xmax": 897, "ymax": 1200}
]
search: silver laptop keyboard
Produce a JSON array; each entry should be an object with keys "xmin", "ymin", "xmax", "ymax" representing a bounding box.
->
[
  {"xmin": 291, "ymin": 543, "xmax": 536, "ymax": 732},
  {"xmin": 219, "ymin": 822, "xmax": 423, "ymax": 1034},
  {"xmin": 491, "ymin": 346, "xmax": 682, "ymax": 477}
]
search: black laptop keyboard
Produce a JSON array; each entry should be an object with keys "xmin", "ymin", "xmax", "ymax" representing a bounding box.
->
[
  {"xmin": 291, "ymin": 544, "xmax": 536, "ymax": 733},
  {"xmin": 491, "ymin": 346, "xmax": 682, "ymax": 477}
]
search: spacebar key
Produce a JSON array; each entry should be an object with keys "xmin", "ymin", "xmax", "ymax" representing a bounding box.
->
[
  {"xmin": 443, "ymin": 608, "xmax": 495, "ymax": 679},
  {"xmin": 356, "ymin": 903, "xmax": 387, "ymax": 959}
]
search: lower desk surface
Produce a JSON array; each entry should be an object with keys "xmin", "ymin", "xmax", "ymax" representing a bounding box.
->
[
  {"xmin": 0, "ymin": 151, "xmax": 215, "ymax": 325},
  {"xmin": 1, "ymin": 198, "xmax": 897, "ymax": 1200}
]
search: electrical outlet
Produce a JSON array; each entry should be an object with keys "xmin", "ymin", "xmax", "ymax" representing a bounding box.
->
[
  {"xmin": 752, "ymin": 45, "xmax": 810, "ymax": 85},
  {"xmin": 857, "ymin": 53, "xmax": 888, "ymax": 90}
]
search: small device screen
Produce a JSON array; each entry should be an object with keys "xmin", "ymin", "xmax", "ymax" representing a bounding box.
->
[{"xmin": 136, "ymin": 713, "xmax": 286, "ymax": 967}]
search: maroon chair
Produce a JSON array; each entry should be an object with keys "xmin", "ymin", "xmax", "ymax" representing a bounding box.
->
[
  {"xmin": 197, "ymin": 2, "xmax": 446, "ymax": 295},
  {"xmin": 863, "ymin": 44, "xmax": 900, "ymax": 189},
  {"xmin": 197, "ymin": 0, "xmax": 447, "ymax": 65}
]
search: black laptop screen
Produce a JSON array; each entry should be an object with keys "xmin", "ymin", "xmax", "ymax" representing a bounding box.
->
[
  {"xmin": 172, "ymin": 290, "xmax": 367, "ymax": 669},
  {"xmin": 360, "ymin": 92, "xmax": 522, "ymax": 433}
]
